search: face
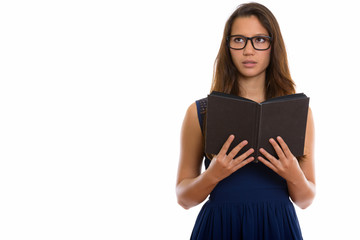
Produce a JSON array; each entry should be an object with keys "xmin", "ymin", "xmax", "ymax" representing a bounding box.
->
[{"xmin": 229, "ymin": 15, "xmax": 271, "ymax": 80}]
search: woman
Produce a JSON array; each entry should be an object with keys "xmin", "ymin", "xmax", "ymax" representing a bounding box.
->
[{"xmin": 176, "ymin": 2, "xmax": 315, "ymax": 240}]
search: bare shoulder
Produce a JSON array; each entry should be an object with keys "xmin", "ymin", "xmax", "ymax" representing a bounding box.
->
[
  {"xmin": 303, "ymin": 106, "xmax": 315, "ymax": 152},
  {"xmin": 181, "ymin": 101, "xmax": 203, "ymax": 151},
  {"xmin": 185, "ymin": 102, "xmax": 201, "ymax": 127},
  {"xmin": 185, "ymin": 102, "xmax": 198, "ymax": 122},
  {"xmin": 308, "ymin": 106, "xmax": 314, "ymax": 121},
  {"xmin": 306, "ymin": 107, "xmax": 315, "ymax": 142}
]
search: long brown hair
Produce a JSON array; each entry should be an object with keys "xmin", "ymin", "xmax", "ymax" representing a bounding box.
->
[{"xmin": 210, "ymin": 2, "xmax": 295, "ymax": 99}]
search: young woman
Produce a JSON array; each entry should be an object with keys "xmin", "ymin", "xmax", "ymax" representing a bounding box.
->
[{"xmin": 176, "ymin": 3, "xmax": 315, "ymax": 240}]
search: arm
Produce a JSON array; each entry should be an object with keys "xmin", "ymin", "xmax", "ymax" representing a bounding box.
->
[
  {"xmin": 287, "ymin": 107, "xmax": 316, "ymax": 209},
  {"xmin": 176, "ymin": 103, "xmax": 217, "ymax": 209},
  {"xmin": 176, "ymin": 103, "xmax": 254, "ymax": 209},
  {"xmin": 258, "ymin": 108, "xmax": 316, "ymax": 209}
]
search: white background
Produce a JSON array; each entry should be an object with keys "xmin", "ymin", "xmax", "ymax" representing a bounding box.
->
[{"xmin": 0, "ymin": 0, "xmax": 359, "ymax": 239}]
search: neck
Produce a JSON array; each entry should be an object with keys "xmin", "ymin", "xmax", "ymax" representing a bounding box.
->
[{"xmin": 238, "ymin": 74, "xmax": 266, "ymax": 103}]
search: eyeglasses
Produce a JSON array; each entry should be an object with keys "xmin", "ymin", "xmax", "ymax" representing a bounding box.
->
[{"xmin": 227, "ymin": 35, "xmax": 272, "ymax": 51}]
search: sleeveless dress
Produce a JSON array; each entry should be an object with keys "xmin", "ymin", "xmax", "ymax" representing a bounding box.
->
[{"xmin": 190, "ymin": 98, "xmax": 303, "ymax": 240}]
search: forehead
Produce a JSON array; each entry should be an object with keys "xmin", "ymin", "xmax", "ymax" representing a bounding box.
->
[{"xmin": 231, "ymin": 15, "xmax": 268, "ymax": 36}]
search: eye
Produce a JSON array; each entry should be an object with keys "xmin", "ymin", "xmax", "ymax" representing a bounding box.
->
[
  {"xmin": 233, "ymin": 37, "xmax": 245, "ymax": 43},
  {"xmin": 254, "ymin": 37, "xmax": 267, "ymax": 44}
]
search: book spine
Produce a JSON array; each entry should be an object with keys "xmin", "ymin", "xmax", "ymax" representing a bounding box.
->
[
  {"xmin": 253, "ymin": 104, "xmax": 262, "ymax": 163},
  {"xmin": 256, "ymin": 104, "xmax": 264, "ymax": 162}
]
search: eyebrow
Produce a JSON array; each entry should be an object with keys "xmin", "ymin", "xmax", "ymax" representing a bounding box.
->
[{"xmin": 230, "ymin": 33, "xmax": 269, "ymax": 36}]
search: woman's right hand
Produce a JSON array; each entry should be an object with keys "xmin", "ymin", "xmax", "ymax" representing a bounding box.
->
[{"xmin": 206, "ymin": 135, "xmax": 254, "ymax": 182}]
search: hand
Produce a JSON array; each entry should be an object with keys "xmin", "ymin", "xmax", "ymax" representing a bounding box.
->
[
  {"xmin": 206, "ymin": 135, "xmax": 254, "ymax": 182},
  {"xmin": 257, "ymin": 136, "xmax": 303, "ymax": 183}
]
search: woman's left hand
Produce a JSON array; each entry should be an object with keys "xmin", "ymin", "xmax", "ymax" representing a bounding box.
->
[{"xmin": 257, "ymin": 136, "xmax": 304, "ymax": 183}]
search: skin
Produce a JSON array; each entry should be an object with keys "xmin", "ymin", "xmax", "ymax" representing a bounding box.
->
[
  {"xmin": 230, "ymin": 15, "xmax": 271, "ymax": 103},
  {"xmin": 176, "ymin": 15, "xmax": 315, "ymax": 210}
]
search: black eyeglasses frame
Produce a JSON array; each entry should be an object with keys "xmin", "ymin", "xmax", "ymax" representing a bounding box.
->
[{"xmin": 226, "ymin": 35, "xmax": 272, "ymax": 51}]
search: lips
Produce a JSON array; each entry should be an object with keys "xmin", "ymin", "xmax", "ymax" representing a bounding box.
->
[{"xmin": 242, "ymin": 60, "xmax": 257, "ymax": 67}]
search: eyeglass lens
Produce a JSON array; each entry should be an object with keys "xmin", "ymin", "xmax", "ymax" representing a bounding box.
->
[{"xmin": 229, "ymin": 36, "xmax": 270, "ymax": 50}]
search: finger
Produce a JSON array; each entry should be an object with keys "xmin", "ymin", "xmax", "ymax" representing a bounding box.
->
[
  {"xmin": 276, "ymin": 136, "xmax": 292, "ymax": 158},
  {"xmin": 259, "ymin": 147, "xmax": 279, "ymax": 166},
  {"xmin": 218, "ymin": 135, "xmax": 235, "ymax": 157},
  {"xmin": 233, "ymin": 147, "xmax": 254, "ymax": 163},
  {"xmin": 257, "ymin": 156, "xmax": 278, "ymax": 173},
  {"xmin": 227, "ymin": 140, "xmax": 248, "ymax": 159},
  {"xmin": 234, "ymin": 156, "xmax": 255, "ymax": 170},
  {"xmin": 269, "ymin": 138, "xmax": 286, "ymax": 159}
]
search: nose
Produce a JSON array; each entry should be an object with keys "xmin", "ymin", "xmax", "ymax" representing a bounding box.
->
[{"xmin": 243, "ymin": 39, "xmax": 255, "ymax": 55}]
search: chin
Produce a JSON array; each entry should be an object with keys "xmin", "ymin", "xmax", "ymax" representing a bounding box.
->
[{"xmin": 239, "ymin": 69, "xmax": 266, "ymax": 79}]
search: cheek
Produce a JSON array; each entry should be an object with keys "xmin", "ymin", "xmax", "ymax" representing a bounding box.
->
[
  {"xmin": 230, "ymin": 50, "xmax": 236, "ymax": 61},
  {"xmin": 265, "ymin": 50, "xmax": 271, "ymax": 65},
  {"xmin": 230, "ymin": 50, "xmax": 242, "ymax": 65},
  {"xmin": 260, "ymin": 50, "xmax": 271, "ymax": 68}
]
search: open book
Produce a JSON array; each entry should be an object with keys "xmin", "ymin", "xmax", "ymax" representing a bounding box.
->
[{"xmin": 205, "ymin": 91, "xmax": 309, "ymax": 162}]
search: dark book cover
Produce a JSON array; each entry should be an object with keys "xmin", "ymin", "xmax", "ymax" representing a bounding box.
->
[{"xmin": 205, "ymin": 91, "xmax": 309, "ymax": 162}]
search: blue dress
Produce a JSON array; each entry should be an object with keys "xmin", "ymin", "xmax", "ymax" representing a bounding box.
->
[{"xmin": 191, "ymin": 98, "xmax": 303, "ymax": 240}]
